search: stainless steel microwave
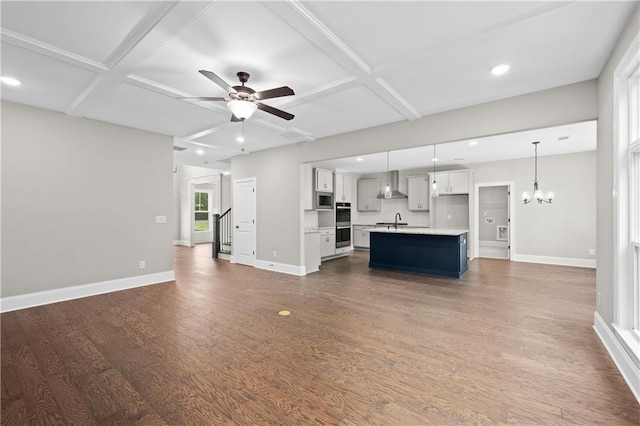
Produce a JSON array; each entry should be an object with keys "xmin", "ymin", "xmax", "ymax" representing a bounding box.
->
[{"xmin": 315, "ymin": 192, "xmax": 333, "ymax": 210}]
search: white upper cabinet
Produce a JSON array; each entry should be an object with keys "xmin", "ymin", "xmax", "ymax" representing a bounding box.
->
[
  {"xmin": 335, "ymin": 173, "xmax": 354, "ymax": 203},
  {"xmin": 357, "ymin": 178, "xmax": 381, "ymax": 211},
  {"xmin": 430, "ymin": 171, "xmax": 470, "ymax": 195},
  {"xmin": 407, "ymin": 175, "xmax": 430, "ymax": 210},
  {"xmin": 315, "ymin": 168, "xmax": 333, "ymax": 192}
]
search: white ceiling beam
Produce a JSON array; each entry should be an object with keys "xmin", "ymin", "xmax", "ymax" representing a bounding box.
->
[
  {"xmin": 64, "ymin": 1, "xmax": 212, "ymax": 117},
  {"xmin": 264, "ymin": 1, "xmax": 421, "ymax": 121},
  {"xmin": 0, "ymin": 28, "xmax": 108, "ymax": 73}
]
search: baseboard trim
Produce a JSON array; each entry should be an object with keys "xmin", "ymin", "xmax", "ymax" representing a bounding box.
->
[
  {"xmin": 173, "ymin": 240, "xmax": 191, "ymax": 246},
  {"xmin": 0, "ymin": 271, "xmax": 175, "ymax": 313},
  {"xmin": 254, "ymin": 260, "xmax": 305, "ymax": 276},
  {"xmin": 512, "ymin": 254, "xmax": 596, "ymax": 268},
  {"xmin": 479, "ymin": 240, "xmax": 508, "ymax": 247},
  {"xmin": 593, "ymin": 311, "xmax": 640, "ymax": 404}
]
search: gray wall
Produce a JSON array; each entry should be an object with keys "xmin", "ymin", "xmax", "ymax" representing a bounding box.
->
[
  {"xmin": 596, "ymin": 6, "xmax": 639, "ymax": 326},
  {"xmin": 470, "ymin": 151, "xmax": 596, "ymax": 260},
  {"xmin": 1, "ymin": 101, "xmax": 174, "ymax": 298}
]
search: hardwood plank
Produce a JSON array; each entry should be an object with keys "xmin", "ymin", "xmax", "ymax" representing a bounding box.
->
[
  {"xmin": 1, "ymin": 245, "xmax": 638, "ymax": 425},
  {"xmin": 1, "ymin": 329, "xmax": 29, "ymax": 425},
  {"xmin": 14, "ymin": 309, "xmax": 96, "ymax": 425},
  {"xmin": 1, "ymin": 313, "xmax": 66, "ymax": 425}
]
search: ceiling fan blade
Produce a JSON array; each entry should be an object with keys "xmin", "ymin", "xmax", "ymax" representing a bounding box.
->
[
  {"xmin": 199, "ymin": 70, "xmax": 237, "ymax": 94},
  {"xmin": 257, "ymin": 103, "xmax": 294, "ymax": 120},
  {"xmin": 254, "ymin": 86, "xmax": 294, "ymax": 100},
  {"xmin": 230, "ymin": 114, "xmax": 242, "ymax": 122},
  {"xmin": 178, "ymin": 96, "xmax": 228, "ymax": 101}
]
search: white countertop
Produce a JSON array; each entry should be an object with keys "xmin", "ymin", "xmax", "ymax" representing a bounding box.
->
[
  {"xmin": 370, "ymin": 228, "xmax": 468, "ymax": 236},
  {"xmin": 353, "ymin": 224, "xmax": 430, "ymax": 228}
]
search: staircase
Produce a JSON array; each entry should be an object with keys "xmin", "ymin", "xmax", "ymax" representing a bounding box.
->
[{"xmin": 213, "ymin": 208, "xmax": 232, "ymax": 259}]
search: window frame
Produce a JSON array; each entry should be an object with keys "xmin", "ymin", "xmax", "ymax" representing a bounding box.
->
[
  {"xmin": 613, "ymin": 32, "xmax": 640, "ymax": 362},
  {"xmin": 194, "ymin": 190, "xmax": 211, "ymax": 232}
]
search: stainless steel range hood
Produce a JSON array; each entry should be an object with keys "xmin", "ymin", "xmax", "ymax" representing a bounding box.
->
[{"xmin": 378, "ymin": 170, "xmax": 407, "ymax": 199}]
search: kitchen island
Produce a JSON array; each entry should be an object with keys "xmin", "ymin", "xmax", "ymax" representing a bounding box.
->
[{"xmin": 369, "ymin": 228, "xmax": 468, "ymax": 278}]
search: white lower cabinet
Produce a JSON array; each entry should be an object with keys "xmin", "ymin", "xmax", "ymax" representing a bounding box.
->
[
  {"xmin": 353, "ymin": 225, "xmax": 375, "ymax": 249},
  {"xmin": 320, "ymin": 229, "xmax": 336, "ymax": 258},
  {"xmin": 304, "ymin": 232, "xmax": 321, "ymax": 273}
]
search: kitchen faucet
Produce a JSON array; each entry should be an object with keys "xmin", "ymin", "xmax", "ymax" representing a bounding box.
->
[{"xmin": 394, "ymin": 212, "xmax": 402, "ymax": 229}]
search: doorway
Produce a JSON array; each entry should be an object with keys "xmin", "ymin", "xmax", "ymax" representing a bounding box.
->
[
  {"xmin": 194, "ymin": 186, "xmax": 215, "ymax": 244},
  {"xmin": 474, "ymin": 182, "xmax": 514, "ymax": 260}
]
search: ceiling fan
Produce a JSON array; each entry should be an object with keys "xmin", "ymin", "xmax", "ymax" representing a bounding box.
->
[{"xmin": 180, "ymin": 70, "xmax": 295, "ymax": 121}]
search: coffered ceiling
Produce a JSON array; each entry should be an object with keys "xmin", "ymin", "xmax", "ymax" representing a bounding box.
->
[{"xmin": 1, "ymin": 1, "xmax": 637, "ymax": 170}]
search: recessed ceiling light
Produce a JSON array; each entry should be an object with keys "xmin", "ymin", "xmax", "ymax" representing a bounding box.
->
[
  {"xmin": 468, "ymin": 141, "xmax": 478, "ymax": 146},
  {"xmin": 1, "ymin": 76, "xmax": 21, "ymax": 86},
  {"xmin": 356, "ymin": 157, "xmax": 364, "ymax": 162},
  {"xmin": 222, "ymin": 171, "xmax": 231, "ymax": 176},
  {"xmin": 236, "ymin": 136, "xmax": 245, "ymax": 143},
  {"xmin": 196, "ymin": 149, "xmax": 204, "ymax": 155},
  {"xmin": 491, "ymin": 64, "xmax": 510, "ymax": 76},
  {"xmin": 432, "ymin": 158, "xmax": 439, "ymax": 162}
]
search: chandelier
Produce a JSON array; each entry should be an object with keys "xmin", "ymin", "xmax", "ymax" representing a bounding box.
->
[{"xmin": 522, "ymin": 141, "xmax": 554, "ymax": 204}]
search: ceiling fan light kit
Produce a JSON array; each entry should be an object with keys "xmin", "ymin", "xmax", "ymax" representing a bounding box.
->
[
  {"xmin": 179, "ymin": 70, "xmax": 295, "ymax": 121},
  {"xmin": 522, "ymin": 141, "xmax": 554, "ymax": 204},
  {"xmin": 227, "ymin": 99, "xmax": 257, "ymax": 120}
]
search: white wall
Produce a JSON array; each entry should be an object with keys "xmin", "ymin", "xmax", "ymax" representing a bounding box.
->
[
  {"xmin": 232, "ymin": 80, "xmax": 598, "ymax": 269},
  {"xmin": 596, "ymin": 6, "xmax": 639, "ymax": 326},
  {"xmin": 1, "ymin": 101, "xmax": 174, "ymax": 298}
]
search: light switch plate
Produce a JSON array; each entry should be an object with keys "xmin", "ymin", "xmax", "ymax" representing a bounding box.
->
[{"xmin": 155, "ymin": 215, "xmax": 167, "ymax": 224}]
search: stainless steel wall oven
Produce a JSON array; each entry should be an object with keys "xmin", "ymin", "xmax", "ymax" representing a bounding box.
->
[{"xmin": 336, "ymin": 202, "xmax": 351, "ymax": 248}]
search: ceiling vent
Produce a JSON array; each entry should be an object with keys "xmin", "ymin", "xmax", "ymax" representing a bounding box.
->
[{"xmin": 173, "ymin": 146, "xmax": 187, "ymax": 151}]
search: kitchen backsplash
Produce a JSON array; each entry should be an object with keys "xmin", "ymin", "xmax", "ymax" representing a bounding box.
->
[{"xmin": 352, "ymin": 197, "xmax": 430, "ymax": 226}]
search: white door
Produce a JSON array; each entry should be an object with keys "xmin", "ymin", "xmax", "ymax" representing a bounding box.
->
[{"xmin": 233, "ymin": 178, "xmax": 256, "ymax": 266}]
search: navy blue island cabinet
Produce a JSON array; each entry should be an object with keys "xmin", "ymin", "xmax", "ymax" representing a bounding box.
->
[{"xmin": 369, "ymin": 229, "xmax": 468, "ymax": 278}]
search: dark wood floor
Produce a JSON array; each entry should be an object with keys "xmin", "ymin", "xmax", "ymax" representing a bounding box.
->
[{"xmin": 2, "ymin": 245, "xmax": 638, "ymax": 425}]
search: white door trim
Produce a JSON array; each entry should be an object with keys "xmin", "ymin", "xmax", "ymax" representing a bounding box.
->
[{"xmin": 473, "ymin": 181, "xmax": 515, "ymax": 260}]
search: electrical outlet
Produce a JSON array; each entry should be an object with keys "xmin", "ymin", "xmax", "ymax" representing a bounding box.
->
[
  {"xmin": 272, "ymin": 251, "xmax": 277, "ymax": 258},
  {"xmin": 589, "ymin": 248, "xmax": 595, "ymax": 255},
  {"xmin": 597, "ymin": 292, "xmax": 602, "ymax": 306},
  {"xmin": 139, "ymin": 260, "xmax": 145, "ymax": 269}
]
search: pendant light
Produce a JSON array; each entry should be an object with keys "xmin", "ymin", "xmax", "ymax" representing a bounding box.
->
[
  {"xmin": 522, "ymin": 141, "xmax": 554, "ymax": 204},
  {"xmin": 384, "ymin": 151, "xmax": 392, "ymax": 199},
  {"xmin": 431, "ymin": 144, "xmax": 439, "ymax": 198}
]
